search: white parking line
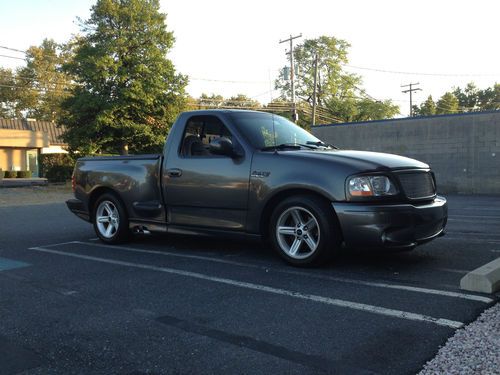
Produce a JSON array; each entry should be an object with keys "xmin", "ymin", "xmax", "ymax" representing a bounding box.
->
[
  {"xmin": 79, "ymin": 241, "xmax": 494, "ymax": 303},
  {"xmin": 448, "ymin": 218, "xmax": 499, "ymax": 223},
  {"xmin": 39, "ymin": 240, "xmax": 495, "ymax": 304},
  {"xmin": 30, "ymin": 240, "xmax": 80, "ymax": 248},
  {"xmin": 437, "ymin": 268, "xmax": 469, "ymax": 274},
  {"xmin": 446, "ymin": 232, "xmax": 500, "ymax": 237},
  {"xmin": 28, "ymin": 245, "xmax": 464, "ymax": 329},
  {"xmin": 453, "ymin": 207, "xmax": 500, "ymax": 212},
  {"xmin": 448, "ymin": 215, "xmax": 500, "ymax": 220},
  {"xmin": 443, "ymin": 236, "xmax": 500, "ymax": 244}
]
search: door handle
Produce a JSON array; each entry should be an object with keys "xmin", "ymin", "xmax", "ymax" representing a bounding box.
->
[{"xmin": 166, "ymin": 168, "xmax": 182, "ymax": 177}]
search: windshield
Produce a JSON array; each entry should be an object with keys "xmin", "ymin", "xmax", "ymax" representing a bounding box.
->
[{"xmin": 229, "ymin": 112, "xmax": 324, "ymax": 149}]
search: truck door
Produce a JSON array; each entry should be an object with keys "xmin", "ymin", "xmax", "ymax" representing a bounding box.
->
[{"xmin": 162, "ymin": 115, "xmax": 251, "ymax": 231}]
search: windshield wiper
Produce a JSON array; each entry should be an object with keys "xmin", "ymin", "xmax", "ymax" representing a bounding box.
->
[
  {"xmin": 260, "ymin": 143, "xmax": 316, "ymax": 151},
  {"xmin": 306, "ymin": 141, "xmax": 338, "ymax": 149}
]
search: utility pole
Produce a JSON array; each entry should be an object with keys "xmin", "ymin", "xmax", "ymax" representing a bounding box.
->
[
  {"xmin": 311, "ymin": 53, "xmax": 319, "ymax": 126},
  {"xmin": 401, "ymin": 82, "xmax": 422, "ymax": 116},
  {"xmin": 280, "ymin": 33, "xmax": 302, "ymax": 122}
]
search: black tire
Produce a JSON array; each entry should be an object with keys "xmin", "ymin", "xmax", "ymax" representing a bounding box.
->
[
  {"xmin": 93, "ymin": 193, "xmax": 130, "ymax": 244},
  {"xmin": 269, "ymin": 194, "xmax": 342, "ymax": 266}
]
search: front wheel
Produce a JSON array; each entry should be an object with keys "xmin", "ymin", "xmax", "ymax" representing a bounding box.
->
[
  {"xmin": 93, "ymin": 193, "xmax": 130, "ymax": 244},
  {"xmin": 269, "ymin": 195, "xmax": 342, "ymax": 266}
]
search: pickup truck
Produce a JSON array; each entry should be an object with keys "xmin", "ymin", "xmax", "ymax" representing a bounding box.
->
[{"xmin": 67, "ymin": 109, "xmax": 447, "ymax": 266}]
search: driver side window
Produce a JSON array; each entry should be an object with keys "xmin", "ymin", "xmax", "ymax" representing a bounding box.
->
[{"xmin": 180, "ymin": 115, "xmax": 233, "ymax": 157}]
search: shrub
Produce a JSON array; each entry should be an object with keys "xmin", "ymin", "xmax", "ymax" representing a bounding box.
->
[
  {"xmin": 4, "ymin": 171, "xmax": 17, "ymax": 178},
  {"xmin": 0, "ymin": 169, "xmax": 4, "ymax": 179},
  {"xmin": 17, "ymin": 170, "xmax": 32, "ymax": 178},
  {"xmin": 40, "ymin": 154, "xmax": 75, "ymax": 182},
  {"xmin": 45, "ymin": 165, "xmax": 74, "ymax": 182}
]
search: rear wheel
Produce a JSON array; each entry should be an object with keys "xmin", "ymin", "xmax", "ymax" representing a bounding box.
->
[
  {"xmin": 93, "ymin": 193, "xmax": 130, "ymax": 244},
  {"xmin": 269, "ymin": 195, "xmax": 341, "ymax": 266}
]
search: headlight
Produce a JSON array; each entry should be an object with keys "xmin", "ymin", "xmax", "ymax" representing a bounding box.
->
[{"xmin": 348, "ymin": 175, "xmax": 398, "ymax": 197}]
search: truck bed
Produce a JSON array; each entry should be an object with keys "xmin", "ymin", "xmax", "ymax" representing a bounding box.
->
[{"xmin": 73, "ymin": 154, "xmax": 166, "ymax": 226}]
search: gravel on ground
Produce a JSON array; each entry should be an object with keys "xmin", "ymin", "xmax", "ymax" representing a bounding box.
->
[
  {"xmin": 0, "ymin": 184, "xmax": 73, "ymax": 207},
  {"xmin": 419, "ymin": 302, "xmax": 500, "ymax": 374}
]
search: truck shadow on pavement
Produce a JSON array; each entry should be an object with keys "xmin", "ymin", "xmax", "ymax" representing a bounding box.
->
[{"xmin": 128, "ymin": 232, "xmax": 444, "ymax": 276}]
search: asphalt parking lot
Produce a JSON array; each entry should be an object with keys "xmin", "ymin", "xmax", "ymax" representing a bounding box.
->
[{"xmin": 0, "ymin": 194, "xmax": 499, "ymax": 374}]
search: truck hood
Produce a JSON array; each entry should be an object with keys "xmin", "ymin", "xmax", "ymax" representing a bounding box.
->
[{"xmin": 284, "ymin": 149, "xmax": 429, "ymax": 171}]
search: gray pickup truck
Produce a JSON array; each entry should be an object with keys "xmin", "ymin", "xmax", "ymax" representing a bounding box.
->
[{"xmin": 67, "ymin": 109, "xmax": 447, "ymax": 266}]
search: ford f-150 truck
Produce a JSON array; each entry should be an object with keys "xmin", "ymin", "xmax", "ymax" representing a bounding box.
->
[{"xmin": 67, "ymin": 110, "xmax": 447, "ymax": 266}]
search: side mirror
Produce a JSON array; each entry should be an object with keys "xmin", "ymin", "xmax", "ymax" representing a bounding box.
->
[{"xmin": 209, "ymin": 137, "xmax": 235, "ymax": 156}]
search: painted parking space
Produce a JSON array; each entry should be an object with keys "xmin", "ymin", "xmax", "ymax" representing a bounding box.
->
[
  {"xmin": 28, "ymin": 240, "xmax": 495, "ymax": 325},
  {"xmin": 1, "ymin": 195, "xmax": 499, "ymax": 374},
  {"xmin": 0, "ymin": 257, "xmax": 29, "ymax": 272},
  {"xmin": 19, "ymin": 237, "xmax": 496, "ymax": 374}
]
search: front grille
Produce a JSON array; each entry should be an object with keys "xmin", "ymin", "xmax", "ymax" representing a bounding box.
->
[{"xmin": 396, "ymin": 171, "xmax": 436, "ymax": 199}]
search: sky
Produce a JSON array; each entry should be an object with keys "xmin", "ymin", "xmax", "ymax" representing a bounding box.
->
[{"xmin": 0, "ymin": 0, "xmax": 499, "ymax": 117}]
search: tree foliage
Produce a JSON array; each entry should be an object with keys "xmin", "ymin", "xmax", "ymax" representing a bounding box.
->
[
  {"xmin": 224, "ymin": 94, "xmax": 260, "ymax": 108},
  {"xmin": 0, "ymin": 68, "xmax": 21, "ymax": 118},
  {"xmin": 453, "ymin": 82, "xmax": 499, "ymax": 112},
  {"xmin": 436, "ymin": 92, "xmax": 459, "ymax": 114},
  {"xmin": 19, "ymin": 39, "xmax": 73, "ymax": 121},
  {"xmin": 191, "ymin": 93, "xmax": 259, "ymax": 109},
  {"xmin": 60, "ymin": 0, "xmax": 188, "ymax": 155},
  {"xmin": 412, "ymin": 83, "xmax": 499, "ymax": 116},
  {"xmin": 0, "ymin": 39, "xmax": 71, "ymax": 120},
  {"xmin": 275, "ymin": 36, "xmax": 399, "ymax": 126},
  {"xmin": 412, "ymin": 95, "xmax": 436, "ymax": 116}
]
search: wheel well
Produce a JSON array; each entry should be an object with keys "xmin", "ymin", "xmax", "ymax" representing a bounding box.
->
[
  {"xmin": 259, "ymin": 188, "xmax": 336, "ymax": 238},
  {"xmin": 88, "ymin": 187, "xmax": 127, "ymax": 222}
]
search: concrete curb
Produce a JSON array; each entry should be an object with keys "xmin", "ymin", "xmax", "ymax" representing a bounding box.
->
[
  {"xmin": 460, "ymin": 257, "xmax": 500, "ymax": 293},
  {"xmin": 0, "ymin": 178, "xmax": 48, "ymax": 188}
]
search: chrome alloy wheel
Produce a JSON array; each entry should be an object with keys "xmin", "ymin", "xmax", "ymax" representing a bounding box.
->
[
  {"xmin": 96, "ymin": 200, "xmax": 120, "ymax": 239},
  {"xmin": 276, "ymin": 206, "xmax": 320, "ymax": 259}
]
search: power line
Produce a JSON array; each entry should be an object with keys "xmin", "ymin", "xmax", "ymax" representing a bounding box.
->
[
  {"xmin": 344, "ymin": 64, "xmax": 500, "ymax": 77},
  {"xmin": 3, "ymin": 42, "xmax": 499, "ymax": 78},
  {"xmin": 0, "ymin": 83, "xmax": 69, "ymax": 94},
  {"xmin": 190, "ymin": 77, "xmax": 267, "ymax": 84},
  {"xmin": 0, "ymin": 54, "xmax": 25, "ymax": 61},
  {"xmin": 301, "ymin": 106, "xmax": 341, "ymax": 123},
  {"xmin": 9, "ymin": 73, "xmax": 75, "ymax": 87},
  {"xmin": 0, "ymin": 45, "xmax": 26, "ymax": 54},
  {"xmin": 250, "ymin": 89, "xmax": 279, "ymax": 99}
]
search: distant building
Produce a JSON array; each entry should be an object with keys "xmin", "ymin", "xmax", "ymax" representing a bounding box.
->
[{"xmin": 0, "ymin": 119, "xmax": 67, "ymax": 177}]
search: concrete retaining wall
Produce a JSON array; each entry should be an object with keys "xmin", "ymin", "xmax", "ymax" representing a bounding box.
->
[{"xmin": 312, "ymin": 111, "xmax": 500, "ymax": 194}]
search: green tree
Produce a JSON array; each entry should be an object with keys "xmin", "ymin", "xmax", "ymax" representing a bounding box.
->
[
  {"xmin": 477, "ymin": 83, "xmax": 500, "ymax": 110},
  {"xmin": 0, "ymin": 67, "xmax": 41, "ymax": 119},
  {"xmin": 452, "ymin": 82, "xmax": 499, "ymax": 112},
  {"xmin": 16, "ymin": 39, "xmax": 73, "ymax": 121},
  {"xmin": 195, "ymin": 93, "xmax": 225, "ymax": 108},
  {"xmin": 436, "ymin": 92, "xmax": 459, "ymax": 114},
  {"xmin": 192, "ymin": 93, "xmax": 260, "ymax": 110},
  {"xmin": 413, "ymin": 95, "xmax": 436, "ymax": 116},
  {"xmin": 224, "ymin": 94, "xmax": 259, "ymax": 109},
  {"xmin": 275, "ymin": 36, "xmax": 399, "ymax": 126},
  {"xmin": 353, "ymin": 99, "xmax": 399, "ymax": 122},
  {"xmin": 453, "ymin": 82, "xmax": 479, "ymax": 111},
  {"xmin": 0, "ymin": 68, "xmax": 21, "ymax": 118},
  {"xmin": 61, "ymin": 0, "xmax": 187, "ymax": 155}
]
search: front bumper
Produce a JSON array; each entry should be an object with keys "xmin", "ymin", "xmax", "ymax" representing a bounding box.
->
[
  {"xmin": 66, "ymin": 198, "xmax": 90, "ymax": 222},
  {"xmin": 332, "ymin": 196, "xmax": 447, "ymax": 249}
]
